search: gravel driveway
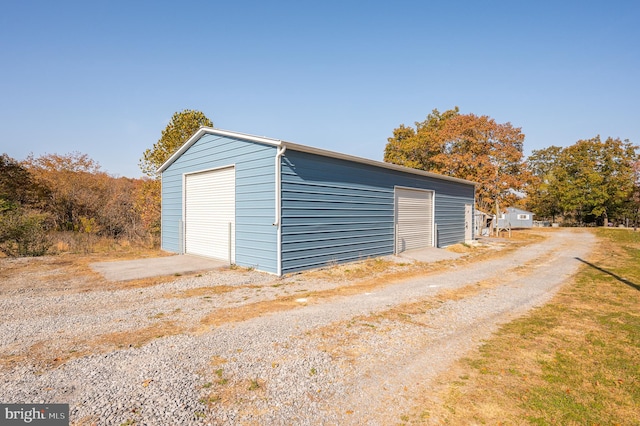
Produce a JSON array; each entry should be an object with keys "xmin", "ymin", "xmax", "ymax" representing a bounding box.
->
[{"xmin": 0, "ymin": 229, "xmax": 595, "ymax": 425}]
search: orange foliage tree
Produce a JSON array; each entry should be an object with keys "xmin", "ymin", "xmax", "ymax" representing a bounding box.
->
[
  {"xmin": 23, "ymin": 152, "xmax": 149, "ymax": 241},
  {"xmin": 384, "ymin": 107, "xmax": 529, "ymax": 213},
  {"xmin": 24, "ymin": 152, "xmax": 104, "ymax": 232},
  {"xmin": 133, "ymin": 177, "xmax": 161, "ymax": 240}
]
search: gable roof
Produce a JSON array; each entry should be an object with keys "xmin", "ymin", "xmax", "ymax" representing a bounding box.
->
[
  {"xmin": 505, "ymin": 207, "xmax": 534, "ymax": 215},
  {"xmin": 157, "ymin": 127, "xmax": 476, "ymax": 186}
]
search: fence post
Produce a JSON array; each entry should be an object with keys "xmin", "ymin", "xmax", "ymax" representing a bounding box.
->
[
  {"xmin": 434, "ymin": 223, "xmax": 438, "ymax": 247},
  {"xmin": 394, "ymin": 223, "xmax": 398, "ymax": 255}
]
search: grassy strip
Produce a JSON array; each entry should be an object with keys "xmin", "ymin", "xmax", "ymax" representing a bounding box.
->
[{"xmin": 403, "ymin": 228, "xmax": 640, "ymax": 425}]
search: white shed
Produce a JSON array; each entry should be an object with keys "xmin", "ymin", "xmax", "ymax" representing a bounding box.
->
[{"xmin": 497, "ymin": 207, "xmax": 534, "ymax": 229}]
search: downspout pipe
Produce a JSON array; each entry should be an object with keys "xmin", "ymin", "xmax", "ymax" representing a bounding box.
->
[{"xmin": 273, "ymin": 145, "xmax": 286, "ymax": 276}]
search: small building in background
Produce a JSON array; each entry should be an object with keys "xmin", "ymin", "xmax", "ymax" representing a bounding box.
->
[
  {"xmin": 497, "ymin": 207, "xmax": 534, "ymax": 229},
  {"xmin": 474, "ymin": 210, "xmax": 492, "ymax": 236}
]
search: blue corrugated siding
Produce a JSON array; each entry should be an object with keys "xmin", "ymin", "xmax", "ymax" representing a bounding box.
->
[
  {"xmin": 161, "ymin": 134, "xmax": 277, "ymax": 274},
  {"xmin": 280, "ymin": 151, "xmax": 474, "ymax": 274}
]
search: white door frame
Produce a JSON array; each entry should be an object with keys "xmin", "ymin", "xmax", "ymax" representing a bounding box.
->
[
  {"xmin": 182, "ymin": 164, "xmax": 236, "ymax": 262},
  {"xmin": 393, "ymin": 186, "xmax": 435, "ymax": 254}
]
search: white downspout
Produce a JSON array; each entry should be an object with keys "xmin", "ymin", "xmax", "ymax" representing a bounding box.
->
[{"xmin": 273, "ymin": 145, "xmax": 286, "ymax": 276}]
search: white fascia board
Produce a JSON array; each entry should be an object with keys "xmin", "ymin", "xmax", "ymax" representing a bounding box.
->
[
  {"xmin": 156, "ymin": 127, "xmax": 476, "ymax": 187},
  {"xmin": 156, "ymin": 127, "xmax": 282, "ymax": 174}
]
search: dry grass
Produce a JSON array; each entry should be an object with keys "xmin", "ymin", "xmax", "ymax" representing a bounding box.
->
[
  {"xmin": 197, "ymin": 268, "xmax": 450, "ymax": 329},
  {"xmin": 303, "ymin": 257, "xmax": 413, "ymax": 280},
  {"xmin": 164, "ymin": 285, "xmax": 237, "ymax": 298},
  {"xmin": 197, "ymin": 231, "xmax": 545, "ymax": 330},
  {"xmin": 94, "ymin": 321, "xmax": 184, "ymax": 350},
  {"xmin": 445, "ymin": 242, "xmax": 478, "ymax": 253},
  {"xmin": 401, "ymin": 228, "xmax": 640, "ymax": 425}
]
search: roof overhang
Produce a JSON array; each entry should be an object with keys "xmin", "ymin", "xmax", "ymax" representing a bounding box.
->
[{"xmin": 156, "ymin": 127, "xmax": 476, "ymax": 186}]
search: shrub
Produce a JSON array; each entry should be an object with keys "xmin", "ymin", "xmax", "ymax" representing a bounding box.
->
[{"xmin": 0, "ymin": 207, "xmax": 52, "ymax": 257}]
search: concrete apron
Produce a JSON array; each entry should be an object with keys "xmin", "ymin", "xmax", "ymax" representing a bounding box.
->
[
  {"xmin": 91, "ymin": 247, "xmax": 460, "ymax": 282},
  {"xmin": 393, "ymin": 246, "xmax": 463, "ymax": 263},
  {"xmin": 90, "ymin": 255, "xmax": 227, "ymax": 282}
]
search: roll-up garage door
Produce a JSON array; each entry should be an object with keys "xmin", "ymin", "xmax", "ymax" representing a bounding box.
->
[
  {"xmin": 185, "ymin": 167, "xmax": 235, "ymax": 262},
  {"xmin": 395, "ymin": 187, "xmax": 434, "ymax": 253}
]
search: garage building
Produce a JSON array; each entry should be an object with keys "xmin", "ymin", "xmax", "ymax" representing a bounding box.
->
[{"xmin": 158, "ymin": 128, "xmax": 475, "ymax": 275}]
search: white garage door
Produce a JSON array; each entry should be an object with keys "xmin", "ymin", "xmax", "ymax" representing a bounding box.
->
[
  {"xmin": 185, "ymin": 167, "xmax": 235, "ymax": 262},
  {"xmin": 395, "ymin": 187, "xmax": 434, "ymax": 253}
]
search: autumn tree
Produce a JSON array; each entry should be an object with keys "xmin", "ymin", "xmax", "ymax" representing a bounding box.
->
[
  {"xmin": 137, "ymin": 109, "xmax": 213, "ymax": 242},
  {"xmin": 0, "ymin": 154, "xmax": 52, "ymax": 256},
  {"xmin": 133, "ymin": 177, "xmax": 161, "ymax": 243},
  {"xmin": 24, "ymin": 152, "xmax": 105, "ymax": 232},
  {"xmin": 1, "ymin": 147, "xmax": 182, "ymax": 256},
  {"xmin": 139, "ymin": 109, "xmax": 213, "ymax": 177},
  {"xmin": 22, "ymin": 152, "xmax": 146, "ymax": 241},
  {"xmin": 0, "ymin": 153, "xmax": 38, "ymax": 208},
  {"xmin": 385, "ymin": 107, "xmax": 528, "ymax": 213},
  {"xmin": 97, "ymin": 176, "xmax": 146, "ymax": 240}
]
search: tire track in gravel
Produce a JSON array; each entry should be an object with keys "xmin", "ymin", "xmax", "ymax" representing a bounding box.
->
[
  {"xmin": 0, "ymin": 230, "xmax": 595, "ymax": 425},
  {"xmin": 194, "ymin": 229, "xmax": 595, "ymax": 424},
  {"xmin": 312, "ymin": 229, "xmax": 596, "ymax": 425}
]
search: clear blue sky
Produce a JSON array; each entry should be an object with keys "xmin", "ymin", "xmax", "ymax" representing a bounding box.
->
[{"xmin": 1, "ymin": 0, "xmax": 638, "ymax": 178}]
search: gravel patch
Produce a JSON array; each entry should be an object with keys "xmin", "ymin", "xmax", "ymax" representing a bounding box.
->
[{"xmin": 0, "ymin": 229, "xmax": 595, "ymax": 425}]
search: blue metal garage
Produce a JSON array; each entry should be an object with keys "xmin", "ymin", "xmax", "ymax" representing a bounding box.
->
[{"xmin": 158, "ymin": 128, "xmax": 475, "ymax": 275}]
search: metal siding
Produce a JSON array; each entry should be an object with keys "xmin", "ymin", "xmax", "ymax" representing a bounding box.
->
[
  {"xmin": 280, "ymin": 151, "xmax": 474, "ymax": 274},
  {"xmin": 434, "ymin": 194, "xmax": 467, "ymax": 247},
  {"xmin": 497, "ymin": 208, "xmax": 534, "ymax": 228},
  {"xmin": 161, "ymin": 134, "xmax": 277, "ymax": 274},
  {"xmin": 281, "ymin": 153, "xmax": 394, "ymax": 273}
]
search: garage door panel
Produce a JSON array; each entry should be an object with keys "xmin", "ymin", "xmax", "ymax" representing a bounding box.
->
[
  {"xmin": 185, "ymin": 167, "xmax": 235, "ymax": 261},
  {"xmin": 395, "ymin": 188, "xmax": 433, "ymax": 253}
]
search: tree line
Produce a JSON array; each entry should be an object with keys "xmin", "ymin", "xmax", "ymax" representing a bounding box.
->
[
  {"xmin": 0, "ymin": 110, "xmax": 211, "ymax": 257},
  {"xmin": 0, "ymin": 152, "xmax": 159, "ymax": 256},
  {"xmin": 385, "ymin": 107, "xmax": 640, "ymax": 227},
  {"xmin": 526, "ymin": 137, "xmax": 639, "ymax": 225},
  {"xmin": 1, "ymin": 107, "xmax": 638, "ymax": 257}
]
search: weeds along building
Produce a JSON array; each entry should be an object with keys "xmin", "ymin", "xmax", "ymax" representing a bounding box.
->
[{"xmin": 157, "ymin": 128, "xmax": 476, "ymax": 275}]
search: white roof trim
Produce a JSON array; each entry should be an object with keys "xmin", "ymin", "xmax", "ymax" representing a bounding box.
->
[
  {"xmin": 156, "ymin": 127, "xmax": 282, "ymax": 173},
  {"xmin": 156, "ymin": 127, "xmax": 476, "ymax": 186}
]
